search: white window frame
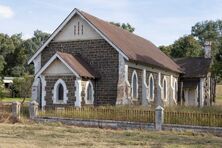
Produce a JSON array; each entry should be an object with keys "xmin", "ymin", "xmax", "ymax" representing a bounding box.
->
[
  {"xmin": 84, "ymin": 80, "xmax": 94, "ymax": 105},
  {"xmin": 148, "ymin": 74, "xmax": 155, "ymax": 101},
  {"xmin": 52, "ymin": 79, "xmax": 68, "ymax": 104},
  {"xmin": 131, "ymin": 70, "xmax": 138, "ymax": 100},
  {"xmin": 162, "ymin": 77, "xmax": 168, "ymax": 101},
  {"xmin": 173, "ymin": 79, "xmax": 178, "ymax": 102}
]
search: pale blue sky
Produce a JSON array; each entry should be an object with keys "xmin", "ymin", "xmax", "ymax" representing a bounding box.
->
[{"xmin": 0, "ymin": 0, "xmax": 222, "ymax": 46}]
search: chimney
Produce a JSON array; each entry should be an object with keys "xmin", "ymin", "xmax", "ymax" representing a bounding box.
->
[{"xmin": 204, "ymin": 41, "xmax": 211, "ymax": 58}]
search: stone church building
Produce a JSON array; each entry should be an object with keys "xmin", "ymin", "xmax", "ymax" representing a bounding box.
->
[{"xmin": 28, "ymin": 9, "xmax": 215, "ymax": 108}]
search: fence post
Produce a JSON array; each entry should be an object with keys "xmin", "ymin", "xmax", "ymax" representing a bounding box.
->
[
  {"xmin": 155, "ymin": 106, "xmax": 164, "ymax": 131},
  {"xmin": 12, "ymin": 101, "xmax": 21, "ymax": 120},
  {"xmin": 29, "ymin": 100, "xmax": 39, "ymax": 119}
]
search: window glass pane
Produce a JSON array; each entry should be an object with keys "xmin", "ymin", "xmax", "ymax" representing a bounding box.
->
[
  {"xmin": 174, "ymin": 81, "xmax": 177, "ymax": 99},
  {"xmin": 163, "ymin": 80, "xmax": 167, "ymax": 99},
  {"xmin": 150, "ymin": 77, "xmax": 154, "ymax": 99},
  {"xmin": 58, "ymin": 84, "xmax": 64, "ymax": 100},
  {"xmin": 87, "ymin": 84, "xmax": 92, "ymax": 101},
  {"xmin": 132, "ymin": 74, "xmax": 137, "ymax": 98}
]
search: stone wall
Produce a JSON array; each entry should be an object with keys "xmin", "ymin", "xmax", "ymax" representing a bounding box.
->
[
  {"xmin": 41, "ymin": 39, "xmax": 119, "ymax": 105},
  {"xmin": 44, "ymin": 75, "xmax": 76, "ymax": 107},
  {"xmin": 35, "ymin": 117, "xmax": 222, "ymax": 135}
]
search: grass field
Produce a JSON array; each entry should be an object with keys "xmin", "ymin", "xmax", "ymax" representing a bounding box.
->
[
  {"xmin": 216, "ymin": 85, "xmax": 222, "ymax": 106},
  {"xmin": 0, "ymin": 123, "xmax": 221, "ymax": 148},
  {"xmin": 0, "ymin": 98, "xmax": 31, "ymax": 103}
]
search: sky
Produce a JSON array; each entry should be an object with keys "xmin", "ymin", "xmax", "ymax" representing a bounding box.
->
[{"xmin": 0, "ymin": 0, "xmax": 222, "ymax": 46}]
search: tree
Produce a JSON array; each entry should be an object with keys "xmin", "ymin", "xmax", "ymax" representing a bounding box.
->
[
  {"xmin": 192, "ymin": 20, "xmax": 222, "ymax": 81},
  {"xmin": 170, "ymin": 35, "xmax": 203, "ymax": 58},
  {"xmin": 110, "ymin": 22, "xmax": 135, "ymax": 33},
  {"xmin": 159, "ymin": 45, "xmax": 173, "ymax": 57},
  {"xmin": 4, "ymin": 34, "xmax": 27, "ymax": 77},
  {"xmin": 159, "ymin": 35, "xmax": 203, "ymax": 58},
  {"xmin": 13, "ymin": 74, "xmax": 34, "ymax": 104},
  {"xmin": 191, "ymin": 20, "xmax": 222, "ymax": 45},
  {"xmin": 0, "ymin": 33, "xmax": 15, "ymax": 75},
  {"xmin": 25, "ymin": 30, "xmax": 50, "ymax": 56},
  {"xmin": 23, "ymin": 30, "xmax": 50, "ymax": 74},
  {"xmin": 0, "ymin": 80, "xmax": 5, "ymax": 100}
]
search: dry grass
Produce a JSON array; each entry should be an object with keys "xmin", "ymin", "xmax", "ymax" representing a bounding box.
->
[
  {"xmin": 0, "ymin": 123, "xmax": 221, "ymax": 148},
  {"xmin": 216, "ymin": 85, "xmax": 222, "ymax": 96},
  {"xmin": 216, "ymin": 85, "xmax": 222, "ymax": 106}
]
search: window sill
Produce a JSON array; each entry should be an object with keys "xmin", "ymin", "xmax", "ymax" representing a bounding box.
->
[
  {"xmin": 132, "ymin": 98, "xmax": 139, "ymax": 101},
  {"xmin": 148, "ymin": 99, "xmax": 154, "ymax": 102},
  {"xmin": 53, "ymin": 101, "xmax": 67, "ymax": 104}
]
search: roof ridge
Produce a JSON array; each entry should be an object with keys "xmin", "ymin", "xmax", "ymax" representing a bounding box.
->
[
  {"xmin": 80, "ymin": 10, "xmax": 157, "ymax": 48},
  {"xmin": 30, "ymin": 8, "xmax": 182, "ymax": 73}
]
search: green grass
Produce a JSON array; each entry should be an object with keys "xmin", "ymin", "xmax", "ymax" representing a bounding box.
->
[{"xmin": 0, "ymin": 98, "xmax": 31, "ymax": 103}]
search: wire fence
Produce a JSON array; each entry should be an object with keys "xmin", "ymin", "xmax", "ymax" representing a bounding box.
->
[
  {"xmin": 1, "ymin": 103, "xmax": 222, "ymax": 127},
  {"xmin": 39, "ymin": 106, "xmax": 155, "ymax": 123},
  {"xmin": 0, "ymin": 104, "xmax": 12, "ymax": 115},
  {"xmin": 20, "ymin": 105, "xmax": 29, "ymax": 118},
  {"xmin": 164, "ymin": 111, "xmax": 222, "ymax": 127}
]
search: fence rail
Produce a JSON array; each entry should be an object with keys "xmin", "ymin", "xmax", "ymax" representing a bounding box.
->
[
  {"xmin": 164, "ymin": 111, "xmax": 222, "ymax": 127},
  {"xmin": 1, "ymin": 103, "xmax": 222, "ymax": 128},
  {"xmin": 38, "ymin": 106, "xmax": 222, "ymax": 127},
  {"xmin": 39, "ymin": 107, "xmax": 155, "ymax": 123},
  {"xmin": 20, "ymin": 105, "xmax": 29, "ymax": 118},
  {"xmin": 0, "ymin": 103, "xmax": 29, "ymax": 118},
  {"xmin": 0, "ymin": 104, "xmax": 12, "ymax": 114}
]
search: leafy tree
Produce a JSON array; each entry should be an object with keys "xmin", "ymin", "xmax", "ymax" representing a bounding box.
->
[
  {"xmin": 13, "ymin": 74, "xmax": 33, "ymax": 104},
  {"xmin": 159, "ymin": 35, "xmax": 203, "ymax": 58},
  {"xmin": 24, "ymin": 30, "xmax": 50, "ymax": 57},
  {"xmin": 170, "ymin": 35, "xmax": 203, "ymax": 58},
  {"xmin": 110, "ymin": 22, "xmax": 135, "ymax": 33},
  {"xmin": 192, "ymin": 20, "xmax": 222, "ymax": 81},
  {"xmin": 0, "ymin": 33, "xmax": 15, "ymax": 75},
  {"xmin": 0, "ymin": 30, "xmax": 50, "ymax": 77},
  {"xmin": 23, "ymin": 30, "xmax": 50, "ymax": 74},
  {"xmin": 0, "ymin": 80, "xmax": 5, "ymax": 99},
  {"xmin": 159, "ymin": 45, "xmax": 173, "ymax": 57},
  {"xmin": 191, "ymin": 20, "xmax": 222, "ymax": 45},
  {"xmin": 3, "ymin": 34, "xmax": 26, "ymax": 77}
]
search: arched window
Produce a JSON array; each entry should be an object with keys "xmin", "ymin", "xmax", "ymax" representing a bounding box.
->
[
  {"xmin": 52, "ymin": 79, "xmax": 68, "ymax": 104},
  {"xmin": 85, "ymin": 81, "xmax": 94, "ymax": 104},
  {"xmin": 131, "ymin": 70, "xmax": 138, "ymax": 99},
  {"xmin": 149, "ymin": 74, "xmax": 154, "ymax": 101},
  {"xmin": 163, "ymin": 77, "xmax": 167, "ymax": 100},
  {"xmin": 57, "ymin": 83, "xmax": 64, "ymax": 100}
]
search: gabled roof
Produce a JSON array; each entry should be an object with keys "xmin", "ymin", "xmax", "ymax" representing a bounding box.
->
[
  {"xmin": 36, "ymin": 52, "xmax": 97, "ymax": 79},
  {"xmin": 57, "ymin": 52, "xmax": 98, "ymax": 78},
  {"xmin": 28, "ymin": 8, "xmax": 181, "ymax": 73},
  {"xmin": 174, "ymin": 57, "xmax": 211, "ymax": 78}
]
